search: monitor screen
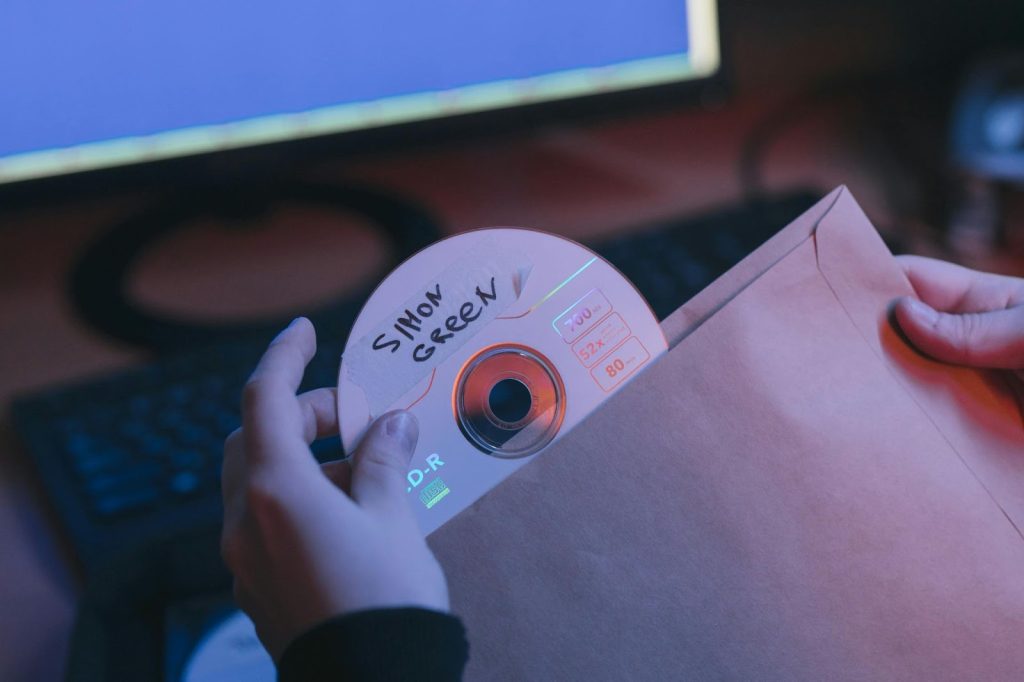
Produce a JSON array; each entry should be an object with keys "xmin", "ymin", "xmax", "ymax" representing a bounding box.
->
[{"xmin": 0, "ymin": 1, "xmax": 719, "ymax": 185}]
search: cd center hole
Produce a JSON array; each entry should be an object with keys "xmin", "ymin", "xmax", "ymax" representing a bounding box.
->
[{"xmin": 488, "ymin": 378, "xmax": 532, "ymax": 424}]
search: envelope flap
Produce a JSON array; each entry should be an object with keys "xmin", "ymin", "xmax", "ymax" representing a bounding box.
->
[
  {"xmin": 662, "ymin": 186, "xmax": 845, "ymax": 348},
  {"xmin": 811, "ymin": 185, "xmax": 915, "ymax": 356}
]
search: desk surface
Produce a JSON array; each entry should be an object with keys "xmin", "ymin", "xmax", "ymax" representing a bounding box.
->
[{"xmin": 0, "ymin": 91, "xmax": 1015, "ymax": 680}]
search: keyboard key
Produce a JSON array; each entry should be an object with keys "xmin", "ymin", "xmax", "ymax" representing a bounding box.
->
[
  {"xmin": 169, "ymin": 449, "xmax": 204, "ymax": 470},
  {"xmin": 68, "ymin": 443, "xmax": 132, "ymax": 477},
  {"xmin": 158, "ymin": 409, "xmax": 187, "ymax": 429},
  {"xmin": 92, "ymin": 487, "xmax": 160, "ymax": 518},
  {"xmin": 168, "ymin": 470, "xmax": 202, "ymax": 498},
  {"xmin": 84, "ymin": 460, "xmax": 162, "ymax": 496},
  {"xmin": 166, "ymin": 384, "xmax": 190, "ymax": 405}
]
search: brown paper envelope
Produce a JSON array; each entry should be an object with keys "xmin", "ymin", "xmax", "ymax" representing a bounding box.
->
[{"xmin": 428, "ymin": 188, "xmax": 1024, "ymax": 681}]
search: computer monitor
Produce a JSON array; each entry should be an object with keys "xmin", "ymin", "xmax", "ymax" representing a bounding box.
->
[{"xmin": 0, "ymin": 1, "xmax": 720, "ymax": 202}]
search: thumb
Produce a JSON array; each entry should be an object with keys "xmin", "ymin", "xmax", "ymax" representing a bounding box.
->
[
  {"xmin": 894, "ymin": 297, "xmax": 1024, "ymax": 369},
  {"xmin": 350, "ymin": 410, "xmax": 419, "ymax": 513}
]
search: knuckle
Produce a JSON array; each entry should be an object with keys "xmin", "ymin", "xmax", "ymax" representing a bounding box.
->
[
  {"xmin": 936, "ymin": 313, "xmax": 977, "ymax": 363},
  {"xmin": 360, "ymin": 444, "xmax": 405, "ymax": 477},
  {"xmin": 244, "ymin": 480, "xmax": 286, "ymax": 524},
  {"xmin": 955, "ymin": 313, "xmax": 985, "ymax": 364},
  {"xmin": 958, "ymin": 315, "xmax": 983, "ymax": 364},
  {"xmin": 241, "ymin": 378, "xmax": 269, "ymax": 413}
]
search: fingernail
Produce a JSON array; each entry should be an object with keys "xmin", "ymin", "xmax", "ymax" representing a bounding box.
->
[
  {"xmin": 383, "ymin": 411, "xmax": 417, "ymax": 452},
  {"xmin": 271, "ymin": 318, "xmax": 303, "ymax": 344},
  {"xmin": 904, "ymin": 298, "xmax": 939, "ymax": 325}
]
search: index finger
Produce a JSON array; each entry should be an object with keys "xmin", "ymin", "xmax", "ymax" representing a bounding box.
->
[
  {"xmin": 241, "ymin": 317, "xmax": 317, "ymax": 453},
  {"xmin": 895, "ymin": 255, "xmax": 1024, "ymax": 313},
  {"xmin": 895, "ymin": 256, "xmax": 980, "ymax": 311}
]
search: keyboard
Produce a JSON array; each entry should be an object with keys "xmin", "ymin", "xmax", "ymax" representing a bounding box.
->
[{"xmin": 10, "ymin": 190, "xmax": 819, "ymax": 576}]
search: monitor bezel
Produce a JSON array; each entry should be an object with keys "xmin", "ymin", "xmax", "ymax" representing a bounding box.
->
[{"xmin": 0, "ymin": 26, "xmax": 729, "ymax": 214}]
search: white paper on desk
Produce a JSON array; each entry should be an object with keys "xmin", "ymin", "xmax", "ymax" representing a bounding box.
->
[{"xmin": 428, "ymin": 187, "xmax": 1024, "ymax": 681}]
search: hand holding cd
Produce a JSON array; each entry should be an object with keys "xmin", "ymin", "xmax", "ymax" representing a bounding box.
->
[{"xmin": 220, "ymin": 318, "xmax": 449, "ymax": 661}]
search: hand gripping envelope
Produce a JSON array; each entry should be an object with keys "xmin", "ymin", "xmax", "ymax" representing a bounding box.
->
[{"xmin": 428, "ymin": 187, "xmax": 1024, "ymax": 681}]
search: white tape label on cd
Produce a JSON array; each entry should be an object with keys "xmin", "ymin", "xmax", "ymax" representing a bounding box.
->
[{"xmin": 344, "ymin": 239, "xmax": 533, "ymax": 417}]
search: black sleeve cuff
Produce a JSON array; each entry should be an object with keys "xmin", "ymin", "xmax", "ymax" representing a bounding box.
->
[{"xmin": 277, "ymin": 607, "xmax": 469, "ymax": 682}]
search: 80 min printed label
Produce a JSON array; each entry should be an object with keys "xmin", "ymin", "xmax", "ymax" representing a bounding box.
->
[{"xmin": 590, "ymin": 336, "xmax": 650, "ymax": 392}]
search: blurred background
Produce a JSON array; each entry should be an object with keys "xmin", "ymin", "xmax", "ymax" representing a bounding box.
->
[{"xmin": 2, "ymin": 1, "xmax": 1024, "ymax": 679}]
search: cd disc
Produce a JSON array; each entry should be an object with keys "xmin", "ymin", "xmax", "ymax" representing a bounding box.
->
[{"xmin": 338, "ymin": 228, "xmax": 666, "ymax": 535}]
